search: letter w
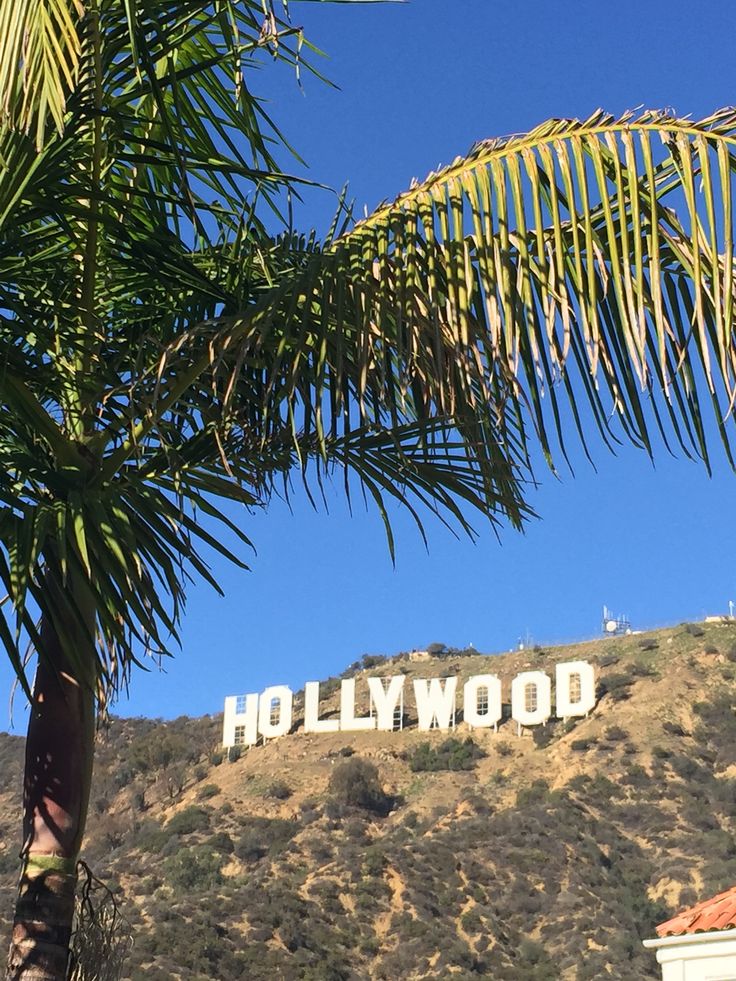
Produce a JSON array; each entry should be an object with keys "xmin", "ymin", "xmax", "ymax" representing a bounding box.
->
[{"xmin": 413, "ymin": 677, "xmax": 457, "ymax": 731}]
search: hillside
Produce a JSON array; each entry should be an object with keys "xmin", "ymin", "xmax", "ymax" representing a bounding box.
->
[{"xmin": 2, "ymin": 620, "xmax": 736, "ymax": 979}]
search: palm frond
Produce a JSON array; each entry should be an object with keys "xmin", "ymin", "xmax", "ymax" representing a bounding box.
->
[
  {"xmin": 0, "ymin": 0, "xmax": 83, "ymax": 145},
  {"xmin": 80, "ymin": 111, "xmax": 736, "ymax": 554},
  {"xmin": 213, "ymin": 110, "xmax": 736, "ymax": 481},
  {"xmin": 4, "ymin": 0, "xmax": 736, "ymax": 708}
]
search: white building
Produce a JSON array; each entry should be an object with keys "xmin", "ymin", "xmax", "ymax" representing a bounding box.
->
[{"xmin": 644, "ymin": 885, "xmax": 736, "ymax": 980}]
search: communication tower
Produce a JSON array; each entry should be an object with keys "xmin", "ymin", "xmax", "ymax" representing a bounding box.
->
[{"xmin": 602, "ymin": 605, "xmax": 631, "ymax": 636}]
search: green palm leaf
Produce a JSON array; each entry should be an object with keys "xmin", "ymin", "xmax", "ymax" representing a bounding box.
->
[
  {"xmin": 0, "ymin": 0, "xmax": 83, "ymax": 145},
  {"xmin": 215, "ymin": 110, "xmax": 736, "ymax": 485},
  {"xmin": 2, "ymin": 3, "xmax": 736, "ymax": 704},
  {"xmin": 5, "ymin": 6, "xmax": 736, "ymax": 973}
]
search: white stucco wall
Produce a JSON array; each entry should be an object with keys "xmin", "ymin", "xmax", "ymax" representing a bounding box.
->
[{"xmin": 644, "ymin": 929, "xmax": 736, "ymax": 980}]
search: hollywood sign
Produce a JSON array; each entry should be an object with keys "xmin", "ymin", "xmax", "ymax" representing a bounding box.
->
[{"xmin": 222, "ymin": 660, "xmax": 595, "ymax": 749}]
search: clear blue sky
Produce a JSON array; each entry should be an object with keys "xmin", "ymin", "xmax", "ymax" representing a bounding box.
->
[{"xmin": 4, "ymin": 0, "xmax": 736, "ymax": 729}]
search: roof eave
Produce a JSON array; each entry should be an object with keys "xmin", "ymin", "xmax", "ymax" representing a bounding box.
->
[{"xmin": 644, "ymin": 927, "xmax": 736, "ymax": 950}]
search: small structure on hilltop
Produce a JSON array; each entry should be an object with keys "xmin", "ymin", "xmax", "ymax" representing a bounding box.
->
[
  {"xmin": 644, "ymin": 885, "xmax": 736, "ymax": 979},
  {"xmin": 601, "ymin": 605, "xmax": 631, "ymax": 636}
]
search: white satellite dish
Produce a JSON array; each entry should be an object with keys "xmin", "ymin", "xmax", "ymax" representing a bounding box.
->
[{"xmin": 605, "ymin": 620, "xmax": 618, "ymax": 633}]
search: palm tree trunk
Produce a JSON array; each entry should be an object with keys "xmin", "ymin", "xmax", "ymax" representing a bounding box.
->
[{"xmin": 6, "ymin": 605, "xmax": 96, "ymax": 981}]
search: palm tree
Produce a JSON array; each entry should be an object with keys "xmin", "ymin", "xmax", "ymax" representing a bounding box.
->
[{"xmin": 2, "ymin": 1, "xmax": 736, "ymax": 978}]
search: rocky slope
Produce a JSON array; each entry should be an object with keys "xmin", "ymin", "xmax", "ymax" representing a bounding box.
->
[{"xmin": 2, "ymin": 620, "xmax": 736, "ymax": 980}]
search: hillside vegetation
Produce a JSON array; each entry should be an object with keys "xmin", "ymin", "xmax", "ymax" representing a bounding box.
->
[{"xmin": 2, "ymin": 620, "xmax": 736, "ymax": 979}]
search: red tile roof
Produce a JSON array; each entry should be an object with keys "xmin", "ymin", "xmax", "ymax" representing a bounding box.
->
[{"xmin": 657, "ymin": 885, "xmax": 736, "ymax": 937}]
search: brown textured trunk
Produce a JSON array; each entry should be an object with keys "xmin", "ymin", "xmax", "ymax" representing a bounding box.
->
[{"xmin": 6, "ymin": 597, "xmax": 96, "ymax": 981}]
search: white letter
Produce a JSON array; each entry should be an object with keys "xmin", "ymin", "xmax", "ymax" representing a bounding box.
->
[
  {"xmin": 556, "ymin": 661, "xmax": 596, "ymax": 719},
  {"xmin": 258, "ymin": 685, "xmax": 293, "ymax": 740},
  {"xmin": 304, "ymin": 681, "xmax": 339, "ymax": 734},
  {"xmin": 414, "ymin": 677, "xmax": 457, "ymax": 731},
  {"xmin": 463, "ymin": 675, "xmax": 502, "ymax": 729},
  {"xmin": 340, "ymin": 678, "xmax": 376, "ymax": 731},
  {"xmin": 368, "ymin": 676, "xmax": 405, "ymax": 730},
  {"xmin": 511, "ymin": 671, "xmax": 551, "ymax": 729},
  {"xmin": 223, "ymin": 693, "xmax": 259, "ymax": 748}
]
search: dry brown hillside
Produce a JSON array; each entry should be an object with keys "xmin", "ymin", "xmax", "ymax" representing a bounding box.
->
[{"xmin": 2, "ymin": 619, "xmax": 736, "ymax": 980}]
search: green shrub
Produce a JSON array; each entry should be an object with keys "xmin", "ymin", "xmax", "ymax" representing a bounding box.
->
[
  {"xmin": 135, "ymin": 820, "xmax": 169, "ymax": 854},
  {"xmin": 197, "ymin": 783, "xmax": 220, "ymax": 801},
  {"xmin": 264, "ymin": 780, "xmax": 292, "ymax": 800},
  {"xmin": 663, "ymin": 720, "xmax": 685, "ymax": 737},
  {"xmin": 604, "ymin": 726, "xmax": 627, "ymax": 742},
  {"xmin": 599, "ymin": 672, "xmax": 635, "ymax": 700},
  {"xmin": 164, "ymin": 765, "xmax": 185, "ymax": 800},
  {"xmin": 408, "ymin": 737, "xmax": 485, "ymax": 772},
  {"xmin": 208, "ymin": 831, "xmax": 234, "ymax": 854},
  {"xmin": 167, "ymin": 806, "xmax": 211, "ymax": 835},
  {"xmin": 516, "ymin": 780, "xmax": 551, "ymax": 807},
  {"xmin": 361, "ymin": 846, "xmax": 387, "ymax": 877},
  {"xmin": 684, "ymin": 623, "xmax": 705, "ymax": 637},
  {"xmin": 638, "ymin": 638, "xmax": 658, "ymax": 651},
  {"xmin": 163, "ymin": 845, "xmax": 223, "ymax": 891},
  {"xmin": 129, "ymin": 786, "xmax": 147, "ymax": 812},
  {"xmin": 328, "ymin": 757, "xmax": 393, "ymax": 815},
  {"xmin": 570, "ymin": 739, "xmax": 593, "ymax": 751},
  {"xmin": 631, "ymin": 662, "xmax": 658, "ymax": 678},
  {"xmin": 532, "ymin": 723, "xmax": 558, "ymax": 748},
  {"xmin": 621, "ymin": 764, "xmax": 649, "ymax": 787},
  {"xmin": 126, "ymin": 729, "xmax": 198, "ymax": 774},
  {"xmin": 235, "ymin": 817, "xmax": 298, "ymax": 861}
]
